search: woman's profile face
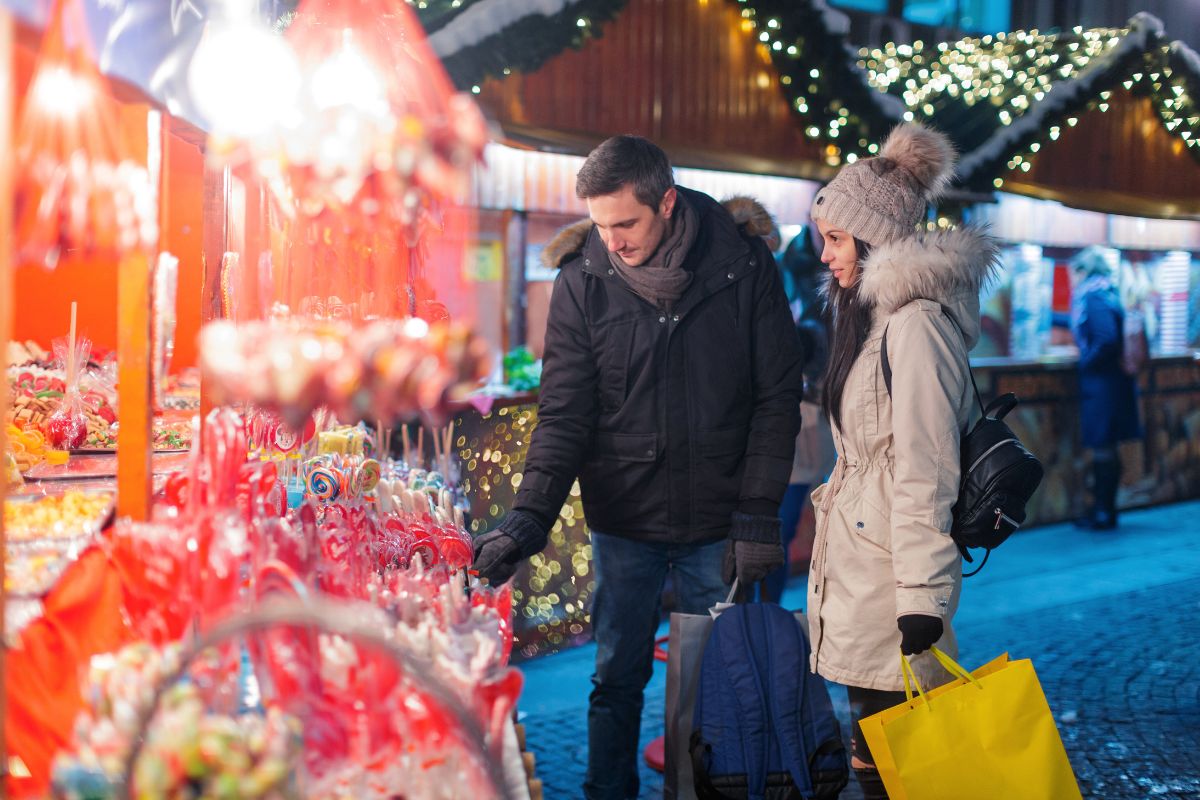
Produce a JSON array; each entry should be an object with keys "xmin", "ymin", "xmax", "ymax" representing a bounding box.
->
[{"xmin": 817, "ymin": 219, "xmax": 860, "ymax": 289}]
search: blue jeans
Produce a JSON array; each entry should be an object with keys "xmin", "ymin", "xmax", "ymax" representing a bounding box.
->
[
  {"xmin": 762, "ymin": 483, "xmax": 809, "ymax": 604},
  {"xmin": 584, "ymin": 531, "xmax": 729, "ymax": 800}
]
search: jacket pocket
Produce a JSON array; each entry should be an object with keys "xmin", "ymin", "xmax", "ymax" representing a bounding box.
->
[
  {"xmin": 693, "ymin": 427, "xmax": 747, "ymax": 525},
  {"xmin": 810, "ymin": 481, "xmax": 830, "ymax": 508},
  {"xmin": 592, "ymin": 431, "xmax": 658, "ymax": 462},
  {"xmin": 579, "ymin": 432, "xmax": 660, "ymax": 530},
  {"xmin": 596, "ymin": 318, "xmax": 637, "ymax": 411},
  {"xmin": 852, "ymin": 493, "xmax": 892, "ymax": 553}
]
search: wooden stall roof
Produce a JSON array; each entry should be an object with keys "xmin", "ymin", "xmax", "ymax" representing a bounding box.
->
[
  {"xmin": 1001, "ymin": 85, "xmax": 1200, "ymax": 219},
  {"xmin": 473, "ymin": 0, "xmax": 832, "ymax": 181},
  {"xmin": 452, "ymin": 1, "xmax": 1199, "ymax": 219}
]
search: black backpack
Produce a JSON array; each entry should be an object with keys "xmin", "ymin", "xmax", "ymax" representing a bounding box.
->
[{"xmin": 882, "ymin": 309, "xmax": 1044, "ymax": 576}]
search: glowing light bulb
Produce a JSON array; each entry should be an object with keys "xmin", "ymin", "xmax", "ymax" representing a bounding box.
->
[{"xmin": 189, "ymin": 21, "xmax": 300, "ymax": 138}]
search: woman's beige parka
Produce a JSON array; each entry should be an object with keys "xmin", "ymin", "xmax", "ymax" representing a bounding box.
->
[{"xmin": 807, "ymin": 226, "xmax": 998, "ymax": 691}]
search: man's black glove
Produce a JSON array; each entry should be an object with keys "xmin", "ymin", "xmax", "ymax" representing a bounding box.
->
[
  {"xmin": 720, "ymin": 512, "xmax": 785, "ymax": 586},
  {"xmin": 471, "ymin": 509, "xmax": 549, "ymax": 586},
  {"xmin": 897, "ymin": 614, "xmax": 944, "ymax": 655}
]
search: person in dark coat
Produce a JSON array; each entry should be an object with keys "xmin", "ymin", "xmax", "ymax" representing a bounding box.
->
[
  {"xmin": 472, "ymin": 135, "xmax": 804, "ymax": 800},
  {"xmin": 1070, "ymin": 245, "xmax": 1141, "ymax": 530}
]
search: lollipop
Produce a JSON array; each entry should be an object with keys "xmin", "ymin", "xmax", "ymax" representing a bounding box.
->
[
  {"xmin": 307, "ymin": 465, "xmax": 341, "ymax": 502},
  {"xmin": 344, "ymin": 459, "xmax": 363, "ymax": 498},
  {"xmin": 274, "ymin": 424, "xmax": 299, "ymax": 453},
  {"xmin": 359, "ymin": 458, "xmax": 381, "ymax": 494}
]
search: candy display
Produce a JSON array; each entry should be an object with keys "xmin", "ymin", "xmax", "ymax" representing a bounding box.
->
[
  {"xmin": 133, "ymin": 689, "xmax": 302, "ymax": 798},
  {"xmin": 199, "ymin": 318, "xmax": 491, "ymax": 428},
  {"xmin": 14, "ymin": 0, "xmax": 156, "ymax": 269},
  {"xmin": 51, "ymin": 642, "xmax": 303, "ymax": 800},
  {"xmin": 3, "ymin": 490, "xmax": 114, "ymax": 543},
  {"xmin": 6, "ymin": 338, "xmax": 50, "ymax": 366},
  {"xmin": 5, "ymin": 549, "xmax": 71, "ymax": 596},
  {"xmin": 5, "ymin": 423, "xmax": 69, "ymax": 474},
  {"xmin": 7, "ymin": 373, "xmax": 113, "ymax": 453},
  {"xmin": 5, "ymin": 1, "xmax": 523, "ymax": 796}
]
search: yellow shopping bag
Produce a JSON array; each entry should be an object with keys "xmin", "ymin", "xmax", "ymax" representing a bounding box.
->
[{"xmin": 858, "ymin": 647, "xmax": 1082, "ymax": 800}]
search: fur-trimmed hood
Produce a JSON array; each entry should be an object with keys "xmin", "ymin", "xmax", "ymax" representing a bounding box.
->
[
  {"xmin": 857, "ymin": 226, "xmax": 999, "ymax": 348},
  {"xmin": 539, "ymin": 195, "xmax": 775, "ymax": 271}
]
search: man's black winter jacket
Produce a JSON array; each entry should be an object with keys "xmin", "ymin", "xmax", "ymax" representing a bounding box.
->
[{"xmin": 514, "ymin": 187, "xmax": 804, "ymax": 544}]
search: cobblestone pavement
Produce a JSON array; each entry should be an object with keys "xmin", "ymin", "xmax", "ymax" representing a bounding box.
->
[{"xmin": 519, "ymin": 500, "xmax": 1200, "ymax": 799}]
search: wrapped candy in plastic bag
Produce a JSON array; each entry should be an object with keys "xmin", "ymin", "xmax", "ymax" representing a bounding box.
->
[{"xmin": 45, "ymin": 334, "xmax": 92, "ymax": 449}]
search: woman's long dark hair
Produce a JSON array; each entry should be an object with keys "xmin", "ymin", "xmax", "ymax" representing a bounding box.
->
[{"xmin": 821, "ymin": 240, "xmax": 874, "ymax": 432}]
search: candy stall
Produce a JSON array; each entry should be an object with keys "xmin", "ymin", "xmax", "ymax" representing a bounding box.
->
[{"xmin": 1, "ymin": 1, "xmax": 537, "ymax": 797}]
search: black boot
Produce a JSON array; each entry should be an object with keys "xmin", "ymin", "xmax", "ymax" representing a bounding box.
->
[
  {"xmin": 853, "ymin": 764, "xmax": 890, "ymax": 800},
  {"xmin": 1076, "ymin": 451, "xmax": 1120, "ymax": 530}
]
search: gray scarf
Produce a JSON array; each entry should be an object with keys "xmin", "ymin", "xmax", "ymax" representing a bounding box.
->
[{"xmin": 608, "ymin": 192, "xmax": 698, "ymax": 311}]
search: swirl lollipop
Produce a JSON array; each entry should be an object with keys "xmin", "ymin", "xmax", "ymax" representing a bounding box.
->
[
  {"xmin": 307, "ymin": 465, "xmax": 341, "ymax": 503},
  {"xmin": 359, "ymin": 458, "xmax": 381, "ymax": 494},
  {"xmin": 346, "ymin": 462, "xmax": 365, "ymax": 498}
]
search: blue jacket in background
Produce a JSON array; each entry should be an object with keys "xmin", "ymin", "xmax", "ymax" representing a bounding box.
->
[{"xmin": 1071, "ymin": 277, "xmax": 1141, "ymax": 448}]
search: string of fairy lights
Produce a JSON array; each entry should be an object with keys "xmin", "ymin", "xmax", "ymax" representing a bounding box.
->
[
  {"xmin": 393, "ymin": 1, "xmax": 1200, "ymax": 187},
  {"xmin": 728, "ymin": 3, "xmax": 1198, "ymax": 187},
  {"xmin": 402, "ymin": 0, "xmax": 622, "ymax": 92},
  {"xmin": 860, "ymin": 17, "xmax": 1200, "ymax": 191},
  {"xmin": 726, "ymin": 0, "xmax": 903, "ymax": 168}
]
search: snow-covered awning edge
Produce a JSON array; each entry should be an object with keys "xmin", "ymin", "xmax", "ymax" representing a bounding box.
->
[{"xmin": 956, "ymin": 12, "xmax": 1166, "ymax": 182}]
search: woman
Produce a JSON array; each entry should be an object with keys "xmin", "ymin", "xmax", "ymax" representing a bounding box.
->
[
  {"xmin": 763, "ymin": 317, "xmax": 835, "ymax": 604},
  {"xmin": 805, "ymin": 123, "xmax": 998, "ymax": 798},
  {"xmin": 1069, "ymin": 246, "xmax": 1141, "ymax": 529}
]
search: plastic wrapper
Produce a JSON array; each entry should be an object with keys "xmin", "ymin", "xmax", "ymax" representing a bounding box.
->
[
  {"xmin": 14, "ymin": 0, "xmax": 156, "ymax": 269},
  {"xmin": 45, "ymin": 335, "xmax": 92, "ymax": 450},
  {"xmin": 199, "ymin": 318, "xmax": 491, "ymax": 429}
]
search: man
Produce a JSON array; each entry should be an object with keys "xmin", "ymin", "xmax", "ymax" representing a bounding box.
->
[{"xmin": 472, "ymin": 135, "xmax": 803, "ymax": 800}]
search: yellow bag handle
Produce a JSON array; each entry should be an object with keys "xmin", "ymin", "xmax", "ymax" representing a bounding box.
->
[
  {"xmin": 929, "ymin": 646, "xmax": 983, "ymax": 689},
  {"xmin": 899, "ymin": 650, "xmax": 929, "ymax": 708},
  {"xmin": 900, "ymin": 646, "xmax": 984, "ymax": 711}
]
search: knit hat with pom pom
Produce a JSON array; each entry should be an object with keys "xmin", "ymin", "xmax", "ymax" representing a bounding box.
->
[{"xmin": 810, "ymin": 123, "xmax": 955, "ymax": 246}]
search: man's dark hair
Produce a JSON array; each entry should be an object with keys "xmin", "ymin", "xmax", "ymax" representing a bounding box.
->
[{"xmin": 576, "ymin": 135, "xmax": 674, "ymax": 209}]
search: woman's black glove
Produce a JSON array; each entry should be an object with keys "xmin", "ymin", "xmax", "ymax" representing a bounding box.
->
[
  {"xmin": 897, "ymin": 614, "xmax": 944, "ymax": 655},
  {"xmin": 471, "ymin": 509, "xmax": 549, "ymax": 585}
]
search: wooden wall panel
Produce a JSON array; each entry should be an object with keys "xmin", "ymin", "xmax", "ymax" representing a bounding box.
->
[
  {"xmin": 1007, "ymin": 86, "xmax": 1200, "ymax": 218},
  {"xmin": 477, "ymin": 0, "xmax": 827, "ymax": 178}
]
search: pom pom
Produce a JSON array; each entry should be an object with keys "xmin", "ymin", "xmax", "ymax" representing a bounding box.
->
[{"xmin": 880, "ymin": 123, "xmax": 956, "ymax": 199}]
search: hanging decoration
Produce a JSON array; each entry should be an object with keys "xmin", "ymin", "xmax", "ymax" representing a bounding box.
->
[
  {"xmin": 13, "ymin": 0, "xmax": 158, "ymax": 269},
  {"xmin": 200, "ymin": 0, "xmax": 487, "ymax": 238}
]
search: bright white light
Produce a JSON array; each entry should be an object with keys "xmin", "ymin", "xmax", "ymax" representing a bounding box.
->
[
  {"xmin": 310, "ymin": 30, "xmax": 386, "ymax": 115},
  {"xmin": 30, "ymin": 66, "xmax": 94, "ymax": 116},
  {"xmin": 403, "ymin": 317, "xmax": 430, "ymax": 338},
  {"xmin": 189, "ymin": 23, "xmax": 300, "ymax": 138}
]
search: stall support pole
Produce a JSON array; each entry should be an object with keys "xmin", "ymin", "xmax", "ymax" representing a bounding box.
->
[
  {"xmin": 116, "ymin": 109, "xmax": 163, "ymax": 521},
  {"xmin": 198, "ymin": 163, "xmax": 230, "ymax": 422},
  {"xmin": 503, "ymin": 210, "xmax": 528, "ymax": 354},
  {"xmin": 0, "ymin": 9, "xmax": 13, "ymax": 793},
  {"xmin": 117, "ymin": 250, "xmax": 154, "ymax": 520}
]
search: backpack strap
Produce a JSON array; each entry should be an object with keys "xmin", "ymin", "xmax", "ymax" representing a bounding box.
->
[
  {"xmin": 760, "ymin": 606, "xmax": 818, "ymax": 796},
  {"xmin": 880, "ymin": 305, "xmax": 986, "ymax": 418}
]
